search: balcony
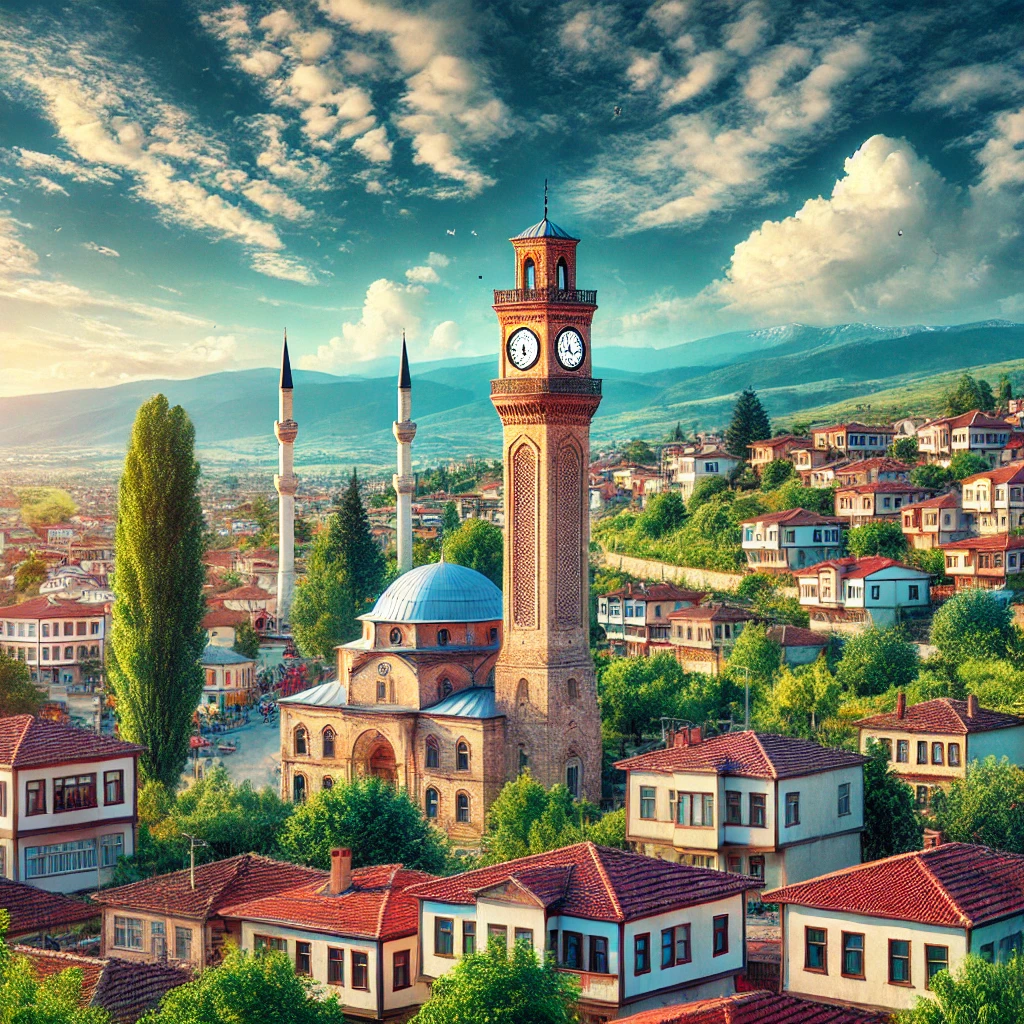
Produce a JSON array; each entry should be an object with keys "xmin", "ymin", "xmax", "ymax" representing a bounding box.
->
[
  {"xmin": 493, "ymin": 286, "xmax": 597, "ymax": 305},
  {"xmin": 491, "ymin": 378, "xmax": 602, "ymax": 397}
]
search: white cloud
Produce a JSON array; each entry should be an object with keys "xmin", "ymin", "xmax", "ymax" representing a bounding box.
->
[
  {"xmin": 250, "ymin": 114, "xmax": 331, "ymax": 187},
  {"xmin": 560, "ymin": 5, "xmax": 620, "ymax": 54},
  {"xmin": 259, "ymin": 9, "xmax": 298, "ymax": 40},
  {"xmin": 83, "ymin": 241, "xmax": 120, "ymax": 258},
  {"xmin": 660, "ymin": 51, "xmax": 723, "ymax": 109},
  {"xmin": 917, "ymin": 64, "xmax": 1024, "ymax": 114},
  {"xmin": 723, "ymin": 5, "xmax": 767, "ymax": 57},
  {"xmin": 31, "ymin": 175, "xmax": 69, "ymax": 195},
  {"xmin": 10, "ymin": 147, "xmax": 120, "ymax": 183},
  {"xmin": 249, "ymin": 252, "xmax": 318, "ymax": 285},
  {"xmin": 425, "ymin": 319, "xmax": 462, "ymax": 356},
  {"xmin": 185, "ymin": 334, "xmax": 239, "ymax": 364},
  {"xmin": 238, "ymin": 49, "xmax": 284, "ymax": 79},
  {"xmin": 241, "ymin": 179, "xmax": 314, "ymax": 220},
  {"xmin": 426, "ymin": 251, "xmax": 449, "ymax": 268},
  {"xmin": 975, "ymin": 105, "xmax": 1024, "ymax": 193},
  {"xmin": 406, "ymin": 264, "xmax": 440, "ymax": 284},
  {"xmin": 352, "ymin": 125, "xmax": 393, "ymax": 163}
]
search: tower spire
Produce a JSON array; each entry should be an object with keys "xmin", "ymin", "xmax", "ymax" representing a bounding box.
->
[
  {"xmin": 280, "ymin": 329, "xmax": 293, "ymax": 390},
  {"xmin": 274, "ymin": 330, "xmax": 299, "ymax": 629},
  {"xmin": 393, "ymin": 332, "xmax": 417, "ymax": 575},
  {"xmin": 399, "ymin": 330, "xmax": 411, "ymax": 390},
  {"xmin": 543, "ymin": 178, "xmax": 548, "ymax": 221}
]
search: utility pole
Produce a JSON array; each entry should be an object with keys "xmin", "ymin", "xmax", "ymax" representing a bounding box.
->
[{"xmin": 181, "ymin": 832, "xmax": 209, "ymax": 890}]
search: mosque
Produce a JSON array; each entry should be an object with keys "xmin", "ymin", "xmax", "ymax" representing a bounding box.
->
[{"xmin": 277, "ymin": 213, "xmax": 604, "ymax": 845}]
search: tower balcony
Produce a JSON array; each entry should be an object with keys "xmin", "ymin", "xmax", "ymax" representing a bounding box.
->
[
  {"xmin": 491, "ymin": 377, "xmax": 602, "ymax": 397},
  {"xmin": 493, "ymin": 286, "xmax": 597, "ymax": 306}
]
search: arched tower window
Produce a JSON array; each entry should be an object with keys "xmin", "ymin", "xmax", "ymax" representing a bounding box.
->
[
  {"xmin": 523, "ymin": 258, "xmax": 536, "ymax": 289},
  {"xmin": 425, "ymin": 736, "xmax": 440, "ymax": 769},
  {"xmin": 566, "ymin": 678, "xmax": 579, "ymax": 704},
  {"xmin": 439, "ymin": 677, "xmax": 453, "ymax": 701},
  {"xmin": 322, "ymin": 727, "xmax": 336, "ymax": 758},
  {"xmin": 425, "ymin": 787, "xmax": 439, "ymax": 819},
  {"xmin": 321, "ymin": 776, "xmax": 333, "ymax": 790},
  {"xmin": 565, "ymin": 757, "xmax": 582, "ymax": 798},
  {"xmin": 518, "ymin": 746, "xmax": 529, "ymax": 773},
  {"xmin": 437, "ymin": 628, "xmax": 450, "ymax": 647},
  {"xmin": 456, "ymin": 792, "xmax": 470, "ymax": 823},
  {"xmin": 389, "ymin": 627, "xmax": 403, "ymax": 646},
  {"xmin": 294, "ymin": 727, "xmax": 307, "ymax": 756},
  {"xmin": 456, "ymin": 740, "xmax": 470, "ymax": 772},
  {"xmin": 557, "ymin": 258, "xmax": 568, "ymax": 290},
  {"xmin": 516, "ymin": 678, "xmax": 529, "ymax": 707},
  {"xmin": 293, "ymin": 773, "xmax": 307, "ymax": 803}
]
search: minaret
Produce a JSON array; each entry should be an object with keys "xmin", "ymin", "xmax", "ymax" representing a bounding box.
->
[
  {"xmin": 274, "ymin": 333, "xmax": 299, "ymax": 628},
  {"xmin": 393, "ymin": 334, "xmax": 416, "ymax": 574}
]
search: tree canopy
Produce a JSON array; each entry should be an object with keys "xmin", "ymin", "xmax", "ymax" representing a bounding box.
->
[
  {"xmin": 232, "ymin": 620, "xmax": 261, "ymax": 660},
  {"xmin": 949, "ymin": 451, "xmax": 990, "ymax": 481},
  {"xmin": 835, "ymin": 628, "xmax": 919, "ymax": 696},
  {"xmin": 910, "ymin": 463, "xmax": 952, "ymax": 489},
  {"xmin": 847, "ymin": 519, "xmax": 909, "ymax": 560},
  {"xmin": 443, "ymin": 517, "xmax": 503, "ymax": 588},
  {"xmin": 759, "ymin": 459, "xmax": 794, "ymax": 490},
  {"xmin": 0, "ymin": 652, "xmax": 44, "ymax": 717},
  {"xmin": 727, "ymin": 624, "xmax": 781, "ymax": 689},
  {"xmin": 931, "ymin": 756, "xmax": 1024, "ymax": 853},
  {"xmin": 944, "ymin": 373, "xmax": 994, "ymax": 416},
  {"xmin": 861, "ymin": 740, "xmax": 923, "ymax": 861},
  {"xmin": 17, "ymin": 487, "xmax": 78, "ymax": 527},
  {"xmin": 887, "ymin": 436, "xmax": 919, "ymax": 462},
  {"xmin": 725, "ymin": 388, "xmax": 771, "ymax": 458},
  {"xmin": 598, "ymin": 653, "xmax": 687, "ymax": 750},
  {"xmin": 634, "ymin": 490, "xmax": 686, "ymax": 538},
  {"xmin": 14, "ymin": 551, "xmax": 47, "ymax": 593},
  {"xmin": 622, "ymin": 438, "xmax": 656, "ymax": 465},
  {"xmin": 895, "ymin": 953, "xmax": 1024, "ymax": 1024},
  {"xmin": 931, "ymin": 588, "xmax": 1017, "ymax": 669}
]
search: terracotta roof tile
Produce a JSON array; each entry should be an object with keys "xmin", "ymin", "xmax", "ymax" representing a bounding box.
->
[
  {"xmin": 667, "ymin": 603, "xmax": 755, "ymax": 622},
  {"xmin": 835, "ymin": 482, "xmax": 935, "ymax": 495},
  {"xmin": 766, "ymin": 625, "xmax": 829, "ymax": 648},
  {"xmin": 617, "ymin": 991, "xmax": 885, "ymax": 1024},
  {"xmin": 856, "ymin": 697, "xmax": 1024, "ymax": 735},
  {"xmin": 764, "ymin": 843, "xmax": 1024, "ymax": 928},
  {"xmin": 201, "ymin": 607, "xmax": 248, "ymax": 629},
  {"xmin": 961, "ymin": 464, "xmax": 1024, "ymax": 485},
  {"xmin": 0, "ymin": 716, "xmax": 144, "ymax": 768},
  {"xmin": 218, "ymin": 585, "xmax": 273, "ymax": 601},
  {"xmin": 793, "ymin": 556, "xmax": 926, "ymax": 580},
  {"xmin": 739, "ymin": 509, "xmax": 842, "ymax": 527},
  {"xmin": 0, "ymin": 596, "xmax": 107, "ymax": 619},
  {"xmin": 939, "ymin": 532, "xmax": 1024, "ymax": 551},
  {"xmin": 615, "ymin": 731, "xmax": 867, "ymax": 779},
  {"xmin": 407, "ymin": 843, "xmax": 755, "ymax": 922},
  {"xmin": 900, "ymin": 492, "xmax": 961, "ymax": 511},
  {"xmin": 600, "ymin": 582, "xmax": 706, "ymax": 603},
  {"xmin": 0, "ymin": 878, "xmax": 100, "ymax": 935},
  {"xmin": 815, "ymin": 422, "xmax": 892, "ymax": 433},
  {"xmin": 835, "ymin": 458, "xmax": 913, "ymax": 474},
  {"xmin": 748, "ymin": 435, "xmax": 811, "ymax": 448}
]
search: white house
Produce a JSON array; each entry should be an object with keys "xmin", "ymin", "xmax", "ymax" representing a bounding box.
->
[
  {"xmin": 0, "ymin": 715, "xmax": 142, "ymax": 893},
  {"xmin": 596, "ymin": 582, "xmax": 706, "ymax": 657},
  {"xmin": 408, "ymin": 841, "xmax": 758, "ymax": 1024},
  {"xmin": 795, "ymin": 557, "xmax": 931, "ymax": 633},
  {"xmin": 667, "ymin": 449, "xmax": 741, "ymax": 500},
  {"xmin": 766, "ymin": 843, "xmax": 1024, "ymax": 1014},
  {"xmin": 960, "ymin": 463, "xmax": 1024, "ymax": 534},
  {"xmin": 200, "ymin": 643, "xmax": 257, "ymax": 713},
  {"xmin": 740, "ymin": 510, "xmax": 845, "ymax": 573},
  {"xmin": 615, "ymin": 730, "xmax": 867, "ymax": 890}
]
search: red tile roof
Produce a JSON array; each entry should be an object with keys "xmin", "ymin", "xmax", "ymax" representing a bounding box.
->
[
  {"xmin": 0, "ymin": 596, "xmax": 107, "ymax": 620},
  {"xmin": 0, "ymin": 716, "xmax": 144, "ymax": 768},
  {"xmin": 942, "ymin": 410, "xmax": 1012, "ymax": 430},
  {"xmin": 92, "ymin": 854, "xmax": 324, "ymax": 921},
  {"xmin": 0, "ymin": 877, "xmax": 100, "ymax": 935},
  {"xmin": 793, "ymin": 556, "xmax": 926, "ymax": 579},
  {"xmin": 748, "ymin": 435, "xmax": 811, "ymax": 449},
  {"xmin": 615, "ymin": 731, "xmax": 867, "ymax": 779},
  {"xmin": 203, "ymin": 550, "xmax": 238, "ymax": 569},
  {"xmin": 815, "ymin": 422, "xmax": 892, "ymax": 434},
  {"xmin": 961, "ymin": 464, "xmax": 1024, "ymax": 485},
  {"xmin": 766, "ymin": 625, "xmax": 829, "ymax": 648},
  {"xmin": 220, "ymin": 864, "xmax": 435, "ymax": 941},
  {"xmin": 617, "ymin": 992, "xmax": 885, "ymax": 1024},
  {"xmin": 667, "ymin": 603, "xmax": 754, "ymax": 623},
  {"xmin": 739, "ymin": 509, "xmax": 841, "ymax": 527},
  {"xmin": 939, "ymin": 532, "xmax": 1024, "ymax": 551},
  {"xmin": 201, "ymin": 607, "xmax": 248, "ymax": 629},
  {"xmin": 601, "ymin": 582, "xmax": 706, "ymax": 603},
  {"xmin": 835, "ymin": 482, "xmax": 935, "ymax": 495},
  {"xmin": 900, "ymin": 492, "xmax": 961, "ymax": 511},
  {"xmin": 855, "ymin": 697, "xmax": 1024, "ymax": 735},
  {"xmin": 407, "ymin": 843, "xmax": 756, "ymax": 922},
  {"xmin": 835, "ymin": 458, "xmax": 913, "ymax": 475},
  {"xmin": 218, "ymin": 585, "xmax": 273, "ymax": 601},
  {"xmin": 764, "ymin": 843, "xmax": 1024, "ymax": 928}
]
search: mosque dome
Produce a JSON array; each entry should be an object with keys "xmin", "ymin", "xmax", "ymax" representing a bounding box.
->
[{"xmin": 361, "ymin": 560, "xmax": 503, "ymax": 624}]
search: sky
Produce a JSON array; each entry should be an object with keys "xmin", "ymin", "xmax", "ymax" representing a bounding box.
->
[{"xmin": 0, "ymin": 0, "xmax": 1023, "ymax": 396}]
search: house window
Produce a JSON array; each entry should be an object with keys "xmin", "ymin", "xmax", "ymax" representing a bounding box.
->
[
  {"xmin": 113, "ymin": 916, "xmax": 143, "ymax": 950},
  {"xmin": 393, "ymin": 949, "xmax": 411, "ymax": 990},
  {"xmin": 293, "ymin": 774, "xmax": 306, "ymax": 803},
  {"xmin": 565, "ymin": 759, "xmax": 581, "ymax": 798},
  {"xmin": 294, "ymin": 727, "xmax": 307, "ymax": 755},
  {"xmin": 870, "ymin": 585, "xmax": 880, "ymax": 600},
  {"xmin": 661, "ymin": 924, "xmax": 691, "ymax": 967},
  {"xmin": 0, "ymin": 781, "xmax": 5, "ymax": 817},
  {"xmin": 254, "ymin": 934, "xmax": 287, "ymax": 952},
  {"xmin": 639, "ymin": 786, "xmax": 656, "ymax": 819},
  {"xmin": 103, "ymin": 770, "xmax": 124, "ymax": 805},
  {"xmin": 456, "ymin": 792, "xmax": 470, "ymax": 823},
  {"xmin": 838, "ymin": 783, "xmax": 851, "ymax": 816},
  {"xmin": 175, "ymin": 927, "xmax": 193, "ymax": 962},
  {"xmin": 26, "ymin": 780, "xmax": 46, "ymax": 815},
  {"xmin": 999, "ymin": 933, "xmax": 1024, "ymax": 961},
  {"xmin": 295, "ymin": 941, "xmax": 312, "ymax": 975},
  {"xmin": 749, "ymin": 856, "xmax": 765, "ymax": 882},
  {"xmin": 462, "ymin": 921, "xmax": 476, "ymax": 955},
  {"xmin": 328, "ymin": 948, "xmax": 344, "ymax": 985},
  {"xmin": 917, "ymin": 741, "xmax": 928, "ymax": 764},
  {"xmin": 634, "ymin": 933, "xmax": 651, "ymax": 974},
  {"xmin": 925, "ymin": 945, "xmax": 948, "ymax": 987},
  {"xmin": 916, "ymin": 785, "xmax": 931, "ymax": 810},
  {"xmin": 932, "ymin": 742, "xmax": 944, "ymax": 765},
  {"xmin": 514, "ymin": 928, "xmax": 534, "ymax": 949},
  {"xmin": 805, "ymin": 928, "xmax": 827, "ymax": 973},
  {"xmin": 425, "ymin": 737, "xmax": 440, "ymax": 769},
  {"xmin": 456, "ymin": 741, "xmax": 470, "ymax": 771},
  {"xmin": 435, "ymin": 917, "xmax": 455, "ymax": 956},
  {"xmin": 725, "ymin": 790, "xmax": 741, "ymax": 824},
  {"xmin": 377, "ymin": 679, "xmax": 387, "ymax": 702},
  {"xmin": 713, "ymin": 915, "xmax": 729, "ymax": 956},
  {"xmin": 749, "ymin": 793, "xmax": 766, "ymax": 827},
  {"xmin": 322, "ymin": 728, "xmax": 336, "ymax": 758},
  {"xmin": 980, "ymin": 943, "xmax": 995, "ymax": 963},
  {"xmin": 100, "ymin": 832, "xmax": 124, "ymax": 867},
  {"xmin": 785, "ymin": 792, "xmax": 800, "ymax": 827},
  {"xmin": 896, "ymin": 740, "xmax": 909, "ymax": 763},
  {"xmin": 889, "ymin": 939, "xmax": 911, "ymax": 984},
  {"xmin": 26, "ymin": 839, "xmax": 97, "ymax": 878},
  {"xmin": 425, "ymin": 788, "xmax": 439, "ymax": 819},
  {"xmin": 563, "ymin": 931, "xmax": 583, "ymax": 968},
  {"xmin": 151, "ymin": 921, "xmax": 166, "ymax": 958},
  {"xmin": 909, "ymin": 585, "xmax": 920, "ymax": 600},
  {"xmin": 842, "ymin": 933, "xmax": 864, "ymax": 978},
  {"xmin": 352, "ymin": 952, "xmax": 369, "ymax": 990},
  {"xmin": 948, "ymin": 743, "xmax": 961, "ymax": 766},
  {"xmin": 590, "ymin": 936, "xmax": 608, "ymax": 973}
]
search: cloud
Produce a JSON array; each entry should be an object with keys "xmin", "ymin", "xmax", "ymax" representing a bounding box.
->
[
  {"xmin": 31, "ymin": 175, "xmax": 69, "ymax": 195},
  {"xmin": 241, "ymin": 179, "xmax": 314, "ymax": 220},
  {"xmin": 185, "ymin": 334, "xmax": 239, "ymax": 364},
  {"xmin": 10, "ymin": 147, "xmax": 120, "ymax": 184},
  {"xmin": 916, "ymin": 64, "xmax": 1024, "ymax": 114},
  {"xmin": 352, "ymin": 125, "xmax": 393, "ymax": 163},
  {"xmin": 425, "ymin": 319, "xmax": 462, "ymax": 356},
  {"xmin": 975, "ymin": 105, "xmax": 1024, "ymax": 192},
  {"xmin": 660, "ymin": 51, "xmax": 723, "ymax": 109},
  {"xmin": 249, "ymin": 252, "xmax": 318, "ymax": 285},
  {"xmin": 560, "ymin": 5, "xmax": 620, "ymax": 54},
  {"xmin": 406, "ymin": 264, "xmax": 440, "ymax": 284},
  {"xmin": 83, "ymin": 242, "xmax": 120, "ymax": 258}
]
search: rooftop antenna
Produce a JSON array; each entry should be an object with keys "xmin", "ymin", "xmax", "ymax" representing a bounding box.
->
[
  {"xmin": 181, "ymin": 832, "xmax": 209, "ymax": 890},
  {"xmin": 543, "ymin": 178, "xmax": 548, "ymax": 220}
]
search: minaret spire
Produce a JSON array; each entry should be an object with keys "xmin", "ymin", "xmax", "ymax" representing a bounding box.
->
[
  {"xmin": 274, "ymin": 330, "xmax": 299, "ymax": 629},
  {"xmin": 393, "ymin": 331, "xmax": 417, "ymax": 575},
  {"xmin": 543, "ymin": 178, "xmax": 548, "ymax": 221}
]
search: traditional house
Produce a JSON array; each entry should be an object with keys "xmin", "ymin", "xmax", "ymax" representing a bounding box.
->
[
  {"xmin": 795, "ymin": 557, "xmax": 932, "ymax": 633},
  {"xmin": 959, "ymin": 464, "xmax": 1024, "ymax": 534},
  {"xmin": 807, "ymin": 460, "xmax": 849, "ymax": 488},
  {"xmin": 597, "ymin": 582, "xmax": 706, "ymax": 656},
  {"xmin": 833, "ymin": 483, "xmax": 937, "ymax": 528},
  {"xmin": 408, "ymin": 841, "xmax": 759, "ymax": 1023},
  {"xmin": 766, "ymin": 625, "xmax": 830, "ymax": 666},
  {"xmin": 748, "ymin": 436, "xmax": 810, "ymax": 472},
  {"xmin": 93, "ymin": 854, "xmax": 323, "ymax": 970},
  {"xmin": 900, "ymin": 493, "xmax": 972, "ymax": 550},
  {"xmin": 668, "ymin": 449, "xmax": 742, "ymax": 500},
  {"xmin": 615, "ymin": 991, "xmax": 885, "ymax": 1024},
  {"xmin": 220, "ymin": 849, "xmax": 434, "ymax": 1022},
  {"xmin": 667, "ymin": 605, "xmax": 755, "ymax": 675},
  {"xmin": 0, "ymin": 716, "xmax": 142, "ymax": 893},
  {"xmin": 201, "ymin": 606, "xmax": 249, "ymax": 648},
  {"xmin": 811, "ymin": 424, "xmax": 894, "ymax": 461},
  {"xmin": 765, "ymin": 843, "xmax": 1024, "ymax": 1013},
  {"xmin": 0, "ymin": 876, "xmax": 99, "ymax": 942},
  {"xmin": 199, "ymin": 644, "xmax": 257, "ymax": 713},
  {"xmin": 856, "ymin": 694, "xmax": 1024, "ymax": 810},
  {"xmin": 740, "ymin": 510, "xmax": 844, "ymax": 573},
  {"xmin": 917, "ymin": 410, "xmax": 1012, "ymax": 466},
  {"xmin": 833, "ymin": 459, "xmax": 912, "ymax": 488},
  {"xmin": 790, "ymin": 447, "xmax": 832, "ymax": 480},
  {"xmin": 939, "ymin": 533, "xmax": 1024, "ymax": 589}
]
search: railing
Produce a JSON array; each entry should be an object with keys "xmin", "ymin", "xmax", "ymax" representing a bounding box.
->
[
  {"xmin": 491, "ymin": 377, "xmax": 602, "ymax": 397},
  {"xmin": 493, "ymin": 286, "xmax": 597, "ymax": 305}
]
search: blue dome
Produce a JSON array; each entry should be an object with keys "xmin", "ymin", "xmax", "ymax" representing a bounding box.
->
[
  {"xmin": 363, "ymin": 561, "xmax": 503, "ymax": 623},
  {"xmin": 513, "ymin": 217, "xmax": 578, "ymax": 240}
]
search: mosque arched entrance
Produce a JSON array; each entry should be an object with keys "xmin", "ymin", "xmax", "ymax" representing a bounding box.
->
[{"xmin": 352, "ymin": 729, "xmax": 397, "ymax": 784}]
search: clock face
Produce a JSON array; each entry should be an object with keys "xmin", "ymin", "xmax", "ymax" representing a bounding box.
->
[
  {"xmin": 556, "ymin": 327, "xmax": 586, "ymax": 370},
  {"xmin": 507, "ymin": 327, "xmax": 540, "ymax": 371}
]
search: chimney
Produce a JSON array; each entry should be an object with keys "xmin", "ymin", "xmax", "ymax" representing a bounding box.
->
[
  {"xmin": 330, "ymin": 847, "xmax": 352, "ymax": 894},
  {"xmin": 673, "ymin": 726, "xmax": 702, "ymax": 748},
  {"xmin": 967, "ymin": 694, "xmax": 979, "ymax": 719},
  {"xmin": 896, "ymin": 692, "xmax": 906, "ymax": 719}
]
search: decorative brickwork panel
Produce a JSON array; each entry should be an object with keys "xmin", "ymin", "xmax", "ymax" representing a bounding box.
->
[
  {"xmin": 511, "ymin": 442, "xmax": 538, "ymax": 628},
  {"xmin": 555, "ymin": 444, "xmax": 583, "ymax": 626}
]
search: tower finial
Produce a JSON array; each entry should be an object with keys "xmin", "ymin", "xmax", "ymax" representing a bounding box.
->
[
  {"xmin": 543, "ymin": 178, "xmax": 548, "ymax": 221},
  {"xmin": 399, "ymin": 330, "xmax": 411, "ymax": 390},
  {"xmin": 280, "ymin": 330, "xmax": 293, "ymax": 390}
]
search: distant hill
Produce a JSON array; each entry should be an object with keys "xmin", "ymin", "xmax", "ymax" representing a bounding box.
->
[{"xmin": 3, "ymin": 319, "xmax": 1021, "ymax": 469}]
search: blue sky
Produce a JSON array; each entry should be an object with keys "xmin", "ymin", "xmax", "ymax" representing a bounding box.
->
[{"xmin": 0, "ymin": 0, "xmax": 1022, "ymax": 395}]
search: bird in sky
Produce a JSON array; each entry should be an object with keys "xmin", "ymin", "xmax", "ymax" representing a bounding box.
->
[
  {"xmin": 446, "ymin": 229, "xmax": 456, "ymax": 236},
  {"xmin": 898, "ymin": 229, "xmax": 903, "ymax": 236},
  {"xmin": 614, "ymin": 105, "xmax": 622, "ymax": 116}
]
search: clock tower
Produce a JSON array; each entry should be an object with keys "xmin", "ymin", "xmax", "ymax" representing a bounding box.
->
[{"xmin": 491, "ymin": 212, "xmax": 603, "ymax": 803}]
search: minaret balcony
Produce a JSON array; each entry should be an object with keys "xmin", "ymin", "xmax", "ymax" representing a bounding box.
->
[
  {"xmin": 492, "ymin": 286, "xmax": 597, "ymax": 306},
  {"xmin": 275, "ymin": 419, "xmax": 299, "ymax": 444},
  {"xmin": 275, "ymin": 473, "xmax": 299, "ymax": 496},
  {"xmin": 393, "ymin": 420, "xmax": 417, "ymax": 443}
]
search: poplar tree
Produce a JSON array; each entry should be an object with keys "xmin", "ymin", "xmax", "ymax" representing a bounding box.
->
[
  {"xmin": 334, "ymin": 469, "xmax": 385, "ymax": 605},
  {"xmin": 725, "ymin": 388, "xmax": 771, "ymax": 458},
  {"xmin": 108, "ymin": 395, "xmax": 206, "ymax": 788}
]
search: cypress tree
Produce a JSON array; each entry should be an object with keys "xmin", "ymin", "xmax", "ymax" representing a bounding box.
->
[
  {"xmin": 335, "ymin": 469, "xmax": 384, "ymax": 605},
  {"xmin": 725, "ymin": 388, "xmax": 771, "ymax": 458},
  {"xmin": 108, "ymin": 395, "xmax": 206, "ymax": 788}
]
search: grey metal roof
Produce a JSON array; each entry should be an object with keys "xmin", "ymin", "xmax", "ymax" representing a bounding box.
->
[
  {"xmin": 278, "ymin": 680, "xmax": 348, "ymax": 707},
  {"xmin": 422, "ymin": 686, "xmax": 499, "ymax": 719},
  {"xmin": 512, "ymin": 217, "xmax": 578, "ymax": 240},
  {"xmin": 201, "ymin": 644, "xmax": 254, "ymax": 666},
  {"xmin": 361, "ymin": 560, "xmax": 502, "ymax": 624}
]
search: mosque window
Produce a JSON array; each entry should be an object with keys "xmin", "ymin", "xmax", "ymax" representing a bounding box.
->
[
  {"xmin": 294, "ymin": 728, "xmax": 308, "ymax": 756},
  {"xmin": 437, "ymin": 629, "xmax": 450, "ymax": 647},
  {"xmin": 425, "ymin": 788, "xmax": 439, "ymax": 819},
  {"xmin": 456, "ymin": 741, "xmax": 470, "ymax": 772},
  {"xmin": 440, "ymin": 678, "xmax": 453, "ymax": 699},
  {"xmin": 519, "ymin": 747, "xmax": 529, "ymax": 773},
  {"xmin": 322, "ymin": 728, "xmax": 335, "ymax": 758},
  {"xmin": 377, "ymin": 680, "xmax": 387, "ymax": 702},
  {"xmin": 456, "ymin": 792, "xmax": 470, "ymax": 823},
  {"xmin": 426, "ymin": 737, "xmax": 440, "ymax": 769},
  {"xmin": 489, "ymin": 627, "xmax": 499, "ymax": 644},
  {"xmin": 565, "ymin": 758, "xmax": 582, "ymax": 799},
  {"xmin": 566, "ymin": 678, "xmax": 579, "ymax": 703},
  {"xmin": 322, "ymin": 776, "xmax": 333, "ymax": 790},
  {"xmin": 524, "ymin": 258, "xmax": 536, "ymax": 289},
  {"xmin": 516, "ymin": 678, "xmax": 529, "ymax": 706},
  {"xmin": 293, "ymin": 774, "xmax": 307, "ymax": 803},
  {"xmin": 389, "ymin": 627, "xmax": 403, "ymax": 646}
]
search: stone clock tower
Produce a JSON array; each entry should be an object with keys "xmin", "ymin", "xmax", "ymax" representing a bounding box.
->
[{"xmin": 491, "ymin": 212, "xmax": 603, "ymax": 803}]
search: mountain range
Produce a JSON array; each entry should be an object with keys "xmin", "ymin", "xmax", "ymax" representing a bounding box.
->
[{"xmin": 3, "ymin": 319, "xmax": 1023, "ymax": 470}]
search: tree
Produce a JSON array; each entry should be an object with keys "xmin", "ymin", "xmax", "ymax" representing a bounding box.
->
[
  {"xmin": 413, "ymin": 940, "xmax": 579, "ymax": 1024},
  {"xmin": 944, "ymin": 373, "xmax": 990, "ymax": 416},
  {"xmin": 888, "ymin": 437, "xmax": 919, "ymax": 462},
  {"xmin": 0, "ymin": 652, "xmax": 44, "ymax": 717},
  {"xmin": 443, "ymin": 518, "xmax": 503, "ymax": 588},
  {"xmin": 759, "ymin": 459, "xmax": 794, "ymax": 490},
  {"xmin": 441, "ymin": 501, "xmax": 461, "ymax": 539},
  {"xmin": 895, "ymin": 953, "xmax": 1024, "ymax": 1024},
  {"xmin": 687, "ymin": 475, "xmax": 729, "ymax": 511},
  {"xmin": 931, "ymin": 588, "xmax": 1017, "ymax": 669},
  {"xmin": 17, "ymin": 487, "xmax": 78, "ymax": 527},
  {"xmin": 278, "ymin": 775, "xmax": 451, "ymax": 874},
  {"xmin": 931, "ymin": 756, "xmax": 1024, "ymax": 853},
  {"xmin": 764, "ymin": 659, "xmax": 841, "ymax": 735},
  {"xmin": 139, "ymin": 945, "xmax": 346, "ymax": 1024},
  {"xmin": 232, "ymin": 621, "xmax": 261, "ymax": 660},
  {"xmin": 847, "ymin": 520, "xmax": 909, "ymax": 560},
  {"xmin": 623, "ymin": 438, "xmax": 656, "ymax": 465},
  {"xmin": 482, "ymin": 773, "xmax": 551, "ymax": 862},
  {"xmin": 672, "ymin": 422, "xmax": 685, "ymax": 441},
  {"xmin": 862, "ymin": 740, "xmax": 923, "ymax": 862},
  {"xmin": 333, "ymin": 469, "xmax": 385, "ymax": 605},
  {"xmin": 725, "ymin": 388, "xmax": 771, "ymax": 459},
  {"xmin": 949, "ymin": 451, "xmax": 989, "ymax": 481},
  {"xmin": 997, "ymin": 373, "xmax": 1014, "ymax": 410},
  {"xmin": 108, "ymin": 396, "xmax": 207, "ymax": 788},
  {"xmin": 293, "ymin": 518, "xmax": 313, "ymax": 544},
  {"xmin": 635, "ymin": 490, "xmax": 686, "ymax": 538},
  {"xmin": 598, "ymin": 653, "xmax": 687, "ymax": 750},
  {"xmin": 14, "ymin": 551, "xmax": 47, "ymax": 592},
  {"xmin": 727, "ymin": 624, "xmax": 781, "ymax": 688},
  {"xmin": 911, "ymin": 463, "xmax": 952, "ymax": 489},
  {"xmin": 835, "ymin": 628, "xmax": 919, "ymax": 696}
]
